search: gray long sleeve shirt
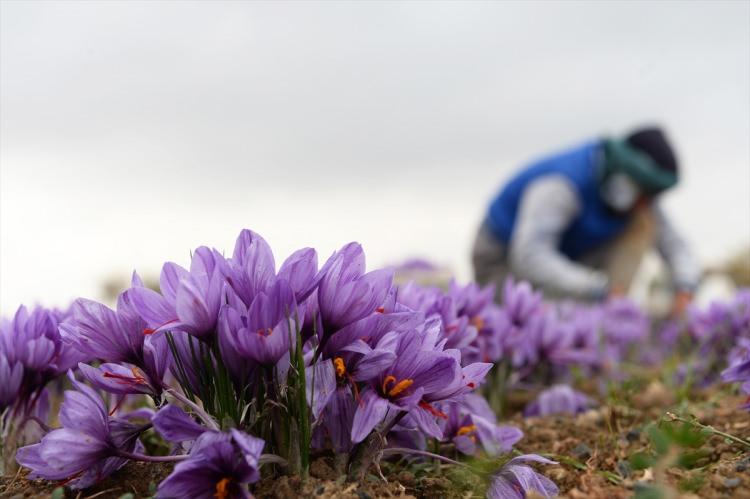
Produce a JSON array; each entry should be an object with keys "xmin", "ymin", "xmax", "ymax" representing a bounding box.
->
[{"xmin": 507, "ymin": 175, "xmax": 701, "ymax": 299}]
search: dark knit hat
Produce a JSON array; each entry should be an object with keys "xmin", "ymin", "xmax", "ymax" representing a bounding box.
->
[
  {"xmin": 626, "ymin": 127, "xmax": 678, "ymax": 175},
  {"xmin": 602, "ymin": 126, "xmax": 679, "ymax": 194}
]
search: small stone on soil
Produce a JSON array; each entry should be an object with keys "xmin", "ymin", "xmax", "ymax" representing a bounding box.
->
[
  {"xmin": 724, "ymin": 477, "xmax": 741, "ymax": 488},
  {"xmin": 571, "ymin": 443, "xmax": 592, "ymax": 460},
  {"xmin": 617, "ymin": 460, "xmax": 632, "ymax": 478},
  {"xmin": 625, "ymin": 428, "xmax": 641, "ymax": 442}
]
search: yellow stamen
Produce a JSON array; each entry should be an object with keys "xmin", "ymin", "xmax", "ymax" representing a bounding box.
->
[
  {"xmin": 457, "ymin": 424, "xmax": 477, "ymax": 437},
  {"xmin": 387, "ymin": 379, "xmax": 413, "ymax": 397},
  {"xmin": 334, "ymin": 357, "xmax": 346, "ymax": 378},
  {"xmin": 215, "ymin": 477, "xmax": 231, "ymax": 499},
  {"xmin": 382, "ymin": 375, "xmax": 414, "ymax": 397}
]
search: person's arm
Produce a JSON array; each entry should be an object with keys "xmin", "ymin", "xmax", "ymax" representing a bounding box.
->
[
  {"xmin": 509, "ymin": 175, "xmax": 610, "ymax": 300},
  {"xmin": 653, "ymin": 203, "xmax": 701, "ymax": 305}
]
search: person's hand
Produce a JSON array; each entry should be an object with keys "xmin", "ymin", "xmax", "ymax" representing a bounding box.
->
[
  {"xmin": 671, "ymin": 291, "xmax": 693, "ymax": 318},
  {"xmin": 608, "ymin": 283, "xmax": 626, "ymax": 299}
]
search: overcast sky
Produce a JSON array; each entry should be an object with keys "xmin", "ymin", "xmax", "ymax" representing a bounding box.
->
[{"xmin": 1, "ymin": 0, "xmax": 749, "ymax": 311}]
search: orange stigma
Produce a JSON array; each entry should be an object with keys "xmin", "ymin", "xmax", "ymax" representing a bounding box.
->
[
  {"xmin": 457, "ymin": 424, "xmax": 477, "ymax": 437},
  {"xmin": 334, "ymin": 357, "xmax": 346, "ymax": 377},
  {"xmin": 215, "ymin": 477, "xmax": 231, "ymax": 499},
  {"xmin": 143, "ymin": 318, "xmax": 178, "ymax": 335},
  {"xmin": 103, "ymin": 367, "xmax": 147, "ymax": 385},
  {"xmin": 375, "ymin": 307, "xmax": 385, "ymax": 313},
  {"xmin": 419, "ymin": 401, "xmax": 448, "ymax": 419},
  {"xmin": 382, "ymin": 375, "xmax": 414, "ymax": 397}
]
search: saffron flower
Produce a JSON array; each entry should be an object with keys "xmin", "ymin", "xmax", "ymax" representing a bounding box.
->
[
  {"xmin": 1, "ymin": 304, "xmax": 82, "ymax": 455},
  {"xmin": 61, "ymin": 286, "xmax": 169, "ymax": 396},
  {"xmin": 15, "ymin": 376, "xmax": 150, "ymax": 489},
  {"xmin": 152, "ymin": 404, "xmax": 208, "ymax": 443},
  {"xmin": 440, "ymin": 396, "xmax": 522, "ymax": 456},
  {"xmin": 351, "ymin": 320, "xmax": 490, "ymax": 443},
  {"xmin": 317, "ymin": 242, "xmax": 393, "ymax": 337},
  {"xmin": 487, "ymin": 454, "xmax": 559, "ymax": 499},
  {"xmin": 524, "ymin": 384, "xmax": 594, "ymax": 417},
  {"xmin": 157, "ymin": 430, "xmax": 264, "ymax": 499},
  {"xmin": 225, "ymin": 229, "xmax": 321, "ymax": 306},
  {"xmin": 219, "ymin": 280, "xmax": 298, "ymax": 367},
  {"xmin": 128, "ymin": 247, "xmax": 227, "ymax": 338}
]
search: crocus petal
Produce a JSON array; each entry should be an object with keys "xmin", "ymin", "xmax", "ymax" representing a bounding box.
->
[
  {"xmin": 39, "ymin": 428, "xmax": 109, "ymax": 476},
  {"xmin": 127, "ymin": 286, "xmax": 175, "ymax": 330},
  {"xmin": 503, "ymin": 464, "xmax": 559, "ymax": 498},
  {"xmin": 57, "ymin": 378, "xmax": 108, "ymax": 439},
  {"xmin": 351, "ymin": 389, "xmax": 390, "ymax": 444},
  {"xmin": 160, "ymin": 262, "xmax": 190, "ymax": 304},
  {"xmin": 278, "ymin": 247, "xmax": 319, "ymax": 302},
  {"xmin": 230, "ymin": 428, "xmax": 265, "ymax": 471},
  {"xmin": 453, "ymin": 434, "xmax": 477, "ymax": 456},
  {"xmin": 305, "ymin": 360, "xmax": 336, "ymax": 420},
  {"xmin": 474, "ymin": 417, "xmax": 523, "ymax": 456},
  {"xmin": 78, "ymin": 362, "xmax": 155, "ymax": 396},
  {"xmin": 409, "ymin": 405, "xmax": 444, "ymax": 440},
  {"xmin": 487, "ymin": 474, "xmax": 524, "ymax": 499},
  {"xmin": 325, "ymin": 386, "xmax": 357, "ymax": 453},
  {"xmin": 152, "ymin": 404, "xmax": 208, "ymax": 443},
  {"xmin": 175, "ymin": 278, "xmax": 214, "ymax": 335}
]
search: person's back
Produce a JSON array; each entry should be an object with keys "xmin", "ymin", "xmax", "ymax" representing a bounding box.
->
[
  {"xmin": 472, "ymin": 127, "xmax": 700, "ymax": 311},
  {"xmin": 486, "ymin": 139, "xmax": 630, "ymax": 259}
]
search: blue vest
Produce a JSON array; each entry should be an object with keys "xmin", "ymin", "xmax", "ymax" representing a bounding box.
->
[{"xmin": 486, "ymin": 140, "xmax": 628, "ymax": 259}]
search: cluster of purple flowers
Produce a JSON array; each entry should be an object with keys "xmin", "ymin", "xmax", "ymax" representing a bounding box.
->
[
  {"xmin": 651, "ymin": 291, "xmax": 750, "ymax": 389},
  {"xmin": 5, "ymin": 229, "xmax": 559, "ymax": 498},
  {"xmin": 398, "ymin": 276, "xmax": 649, "ymax": 417},
  {"xmin": 0, "ymin": 305, "xmax": 84, "ymax": 472},
  {"xmin": 714, "ymin": 291, "xmax": 750, "ymax": 404}
]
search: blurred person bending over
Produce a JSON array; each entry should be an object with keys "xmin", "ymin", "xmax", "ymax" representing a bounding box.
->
[{"xmin": 472, "ymin": 127, "xmax": 700, "ymax": 314}]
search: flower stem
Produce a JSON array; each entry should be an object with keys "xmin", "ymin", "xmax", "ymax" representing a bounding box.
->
[
  {"xmin": 381, "ymin": 447, "xmax": 471, "ymax": 468},
  {"xmin": 259, "ymin": 453, "xmax": 289, "ymax": 466},
  {"xmin": 665, "ymin": 412, "xmax": 750, "ymax": 449},
  {"xmin": 116, "ymin": 450, "xmax": 188, "ymax": 462}
]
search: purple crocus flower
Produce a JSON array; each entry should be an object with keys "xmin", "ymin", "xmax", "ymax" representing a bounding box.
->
[
  {"xmin": 350, "ymin": 320, "xmax": 490, "ymax": 443},
  {"xmin": 0, "ymin": 352, "xmax": 23, "ymax": 410},
  {"xmin": 524, "ymin": 384, "xmax": 594, "ymax": 417},
  {"xmin": 487, "ymin": 454, "xmax": 559, "ymax": 499},
  {"xmin": 128, "ymin": 247, "xmax": 227, "ymax": 338},
  {"xmin": 61, "ymin": 286, "xmax": 168, "ymax": 396},
  {"xmin": 157, "ymin": 429, "xmax": 264, "ymax": 499},
  {"xmin": 219, "ymin": 280, "xmax": 297, "ymax": 367},
  {"xmin": 546, "ymin": 305, "xmax": 601, "ymax": 368},
  {"xmin": 317, "ymin": 242, "xmax": 393, "ymax": 338},
  {"xmin": 440, "ymin": 399, "xmax": 522, "ymax": 456},
  {"xmin": 226, "ymin": 229, "xmax": 321, "ymax": 306},
  {"xmin": 397, "ymin": 282, "xmax": 478, "ymax": 353},
  {"xmin": 0, "ymin": 305, "xmax": 82, "ymax": 419},
  {"xmin": 600, "ymin": 297, "xmax": 649, "ymax": 345},
  {"xmin": 498, "ymin": 278, "xmax": 546, "ymax": 366},
  {"xmin": 152, "ymin": 404, "xmax": 208, "ymax": 444},
  {"xmin": 502, "ymin": 278, "xmax": 543, "ymax": 327},
  {"xmin": 15, "ymin": 375, "xmax": 150, "ymax": 489},
  {"xmin": 350, "ymin": 334, "xmax": 458, "ymax": 442}
]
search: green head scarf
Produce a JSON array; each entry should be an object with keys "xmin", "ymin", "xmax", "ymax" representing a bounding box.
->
[{"xmin": 602, "ymin": 138, "xmax": 678, "ymax": 194}]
